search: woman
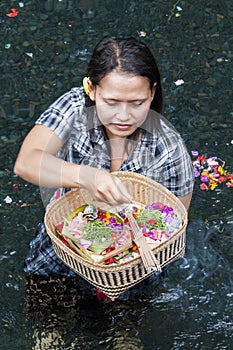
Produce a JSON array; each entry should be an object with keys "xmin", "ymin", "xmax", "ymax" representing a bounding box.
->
[{"xmin": 14, "ymin": 36, "xmax": 194, "ymax": 290}]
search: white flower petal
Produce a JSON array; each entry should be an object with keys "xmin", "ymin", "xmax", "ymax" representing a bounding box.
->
[
  {"xmin": 174, "ymin": 79, "xmax": 185, "ymax": 86},
  {"xmin": 4, "ymin": 196, "xmax": 13, "ymax": 204}
]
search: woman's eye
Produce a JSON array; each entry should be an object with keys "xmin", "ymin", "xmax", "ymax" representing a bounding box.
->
[
  {"xmin": 106, "ymin": 101, "xmax": 117, "ymax": 106},
  {"xmin": 132, "ymin": 101, "xmax": 143, "ymax": 107},
  {"xmin": 104, "ymin": 100, "xmax": 144, "ymax": 107}
]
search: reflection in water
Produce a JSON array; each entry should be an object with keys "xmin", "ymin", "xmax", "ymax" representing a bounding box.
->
[
  {"xmin": 26, "ymin": 281, "xmax": 148, "ymax": 349},
  {"xmin": 24, "ymin": 271, "xmax": 166, "ymax": 348}
]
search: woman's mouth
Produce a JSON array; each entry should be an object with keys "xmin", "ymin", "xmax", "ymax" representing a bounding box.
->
[{"xmin": 112, "ymin": 123, "xmax": 132, "ymax": 131}]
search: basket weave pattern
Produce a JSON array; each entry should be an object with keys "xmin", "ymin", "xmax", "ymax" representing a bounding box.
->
[{"xmin": 45, "ymin": 172, "xmax": 188, "ymax": 300}]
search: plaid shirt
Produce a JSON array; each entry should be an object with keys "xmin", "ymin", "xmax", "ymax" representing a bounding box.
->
[{"xmin": 24, "ymin": 87, "xmax": 194, "ymax": 276}]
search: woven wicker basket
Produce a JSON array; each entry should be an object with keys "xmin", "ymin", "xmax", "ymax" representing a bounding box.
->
[{"xmin": 45, "ymin": 172, "xmax": 188, "ymax": 300}]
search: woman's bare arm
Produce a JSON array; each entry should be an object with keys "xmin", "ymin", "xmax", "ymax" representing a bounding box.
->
[
  {"xmin": 14, "ymin": 125, "xmax": 131, "ymax": 203},
  {"xmin": 178, "ymin": 192, "xmax": 192, "ymax": 211},
  {"xmin": 14, "ymin": 125, "xmax": 79, "ymax": 188}
]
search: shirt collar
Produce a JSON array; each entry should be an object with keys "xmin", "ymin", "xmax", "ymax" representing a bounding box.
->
[{"xmin": 86, "ymin": 107, "xmax": 106, "ymax": 145}]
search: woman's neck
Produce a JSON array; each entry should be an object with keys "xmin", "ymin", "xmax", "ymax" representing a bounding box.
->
[{"xmin": 109, "ymin": 138, "xmax": 128, "ymax": 172}]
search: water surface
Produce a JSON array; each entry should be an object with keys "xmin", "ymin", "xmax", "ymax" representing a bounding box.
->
[{"xmin": 0, "ymin": 0, "xmax": 232, "ymax": 349}]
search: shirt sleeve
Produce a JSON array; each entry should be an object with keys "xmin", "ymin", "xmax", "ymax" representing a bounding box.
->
[
  {"xmin": 163, "ymin": 136, "xmax": 194, "ymax": 197},
  {"xmin": 142, "ymin": 123, "xmax": 194, "ymax": 197},
  {"xmin": 35, "ymin": 87, "xmax": 85, "ymax": 144}
]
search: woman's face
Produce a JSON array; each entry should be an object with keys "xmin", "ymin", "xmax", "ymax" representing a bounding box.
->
[{"xmin": 88, "ymin": 71, "xmax": 156, "ymax": 139}]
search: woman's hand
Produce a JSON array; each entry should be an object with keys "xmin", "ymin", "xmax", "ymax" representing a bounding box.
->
[{"xmin": 78, "ymin": 166, "xmax": 132, "ymax": 205}]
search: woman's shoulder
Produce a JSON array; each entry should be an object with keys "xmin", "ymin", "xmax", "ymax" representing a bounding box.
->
[
  {"xmin": 35, "ymin": 87, "xmax": 87, "ymax": 135},
  {"xmin": 54, "ymin": 86, "xmax": 86, "ymax": 108},
  {"xmin": 70, "ymin": 86, "xmax": 86, "ymax": 102}
]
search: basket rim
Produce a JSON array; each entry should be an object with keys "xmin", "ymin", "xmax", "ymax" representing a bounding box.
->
[
  {"xmin": 46, "ymin": 171, "xmax": 188, "ymax": 216},
  {"xmin": 44, "ymin": 171, "xmax": 188, "ymax": 272}
]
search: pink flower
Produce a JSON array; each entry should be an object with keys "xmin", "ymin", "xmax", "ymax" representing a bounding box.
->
[
  {"xmin": 6, "ymin": 8, "xmax": 19, "ymax": 17},
  {"xmin": 68, "ymin": 212, "xmax": 86, "ymax": 235},
  {"xmin": 200, "ymin": 183, "xmax": 208, "ymax": 190},
  {"xmin": 150, "ymin": 229, "xmax": 163, "ymax": 240},
  {"xmin": 218, "ymin": 176, "xmax": 227, "ymax": 183},
  {"xmin": 79, "ymin": 238, "xmax": 92, "ymax": 249}
]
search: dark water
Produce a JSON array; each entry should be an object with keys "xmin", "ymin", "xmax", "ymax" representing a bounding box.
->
[{"xmin": 0, "ymin": 0, "xmax": 233, "ymax": 349}]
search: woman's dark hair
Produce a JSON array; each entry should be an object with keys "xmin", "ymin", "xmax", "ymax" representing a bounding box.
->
[{"xmin": 86, "ymin": 36, "xmax": 163, "ymax": 113}]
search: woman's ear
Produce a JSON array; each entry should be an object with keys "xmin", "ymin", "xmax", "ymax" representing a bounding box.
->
[
  {"xmin": 151, "ymin": 82, "xmax": 157, "ymax": 101},
  {"xmin": 87, "ymin": 80, "xmax": 96, "ymax": 101}
]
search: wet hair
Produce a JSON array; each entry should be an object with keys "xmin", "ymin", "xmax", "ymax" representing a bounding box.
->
[{"xmin": 86, "ymin": 36, "xmax": 163, "ymax": 113}]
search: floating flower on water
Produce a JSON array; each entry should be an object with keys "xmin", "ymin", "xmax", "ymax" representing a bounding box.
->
[
  {"xmin": 138, "ymin": 31, "xmax": 147, "ymax": 37},
  {"xmin": 174, "ymin": 79, "xmax": 184, "ymax": 86},
  {"xmin": 192, "ymin": 150, "xmax": 199, "ymax": 157},
  {"xmin": 200, "ymin": 183, "xmax": 208, "ymax": 190},
  {"xmin": 218, "ymin": 176, "xmax": 227, "ymax": 183},
  {"xmin": 200, "ymin": 174, "xmax": 209, "ymax": 183},
  {"xmin": 4, "ymin": 196, "xmax": 13, "ymax": 204},
  {"xmin": 5, "ymin": 43, "xmax": 11, "ymax": 49},
  {"xmin": 6, "ymin": 8, "xmax": 19, "ymax": 17},
  {"xmin": 194, "ymin": 169, "xmax": 200, "ymax": 177},
  {"xmin": 25, "ymin": 52, "xmax": 33, "ymax": 58},
  {"xmin": 192, "ymin": 151, "xmax": 233, "ymax": 190},
  {"xmin": 209, "ymin": 182, "xmax": 218, "ymax": 190},
  {"xmin": 206, "ymin": 157, "xmax": 218, "ymax": 165}
]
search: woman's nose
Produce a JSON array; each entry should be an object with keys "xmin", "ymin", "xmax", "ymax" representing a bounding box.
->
[{"xmin": 117, "ymin": 104, "xmax": 130, "ymax": 121}]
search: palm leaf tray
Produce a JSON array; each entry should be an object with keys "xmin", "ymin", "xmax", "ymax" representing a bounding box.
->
[{"xmin": 45, "ymin": 172, "xmax": 188, "ymax": 300}]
